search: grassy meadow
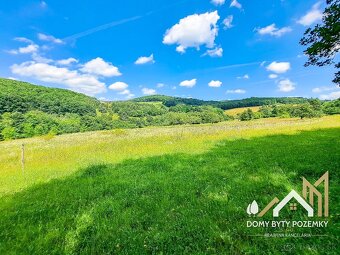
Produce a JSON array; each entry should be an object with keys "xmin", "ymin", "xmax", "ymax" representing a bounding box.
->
[
  {"xmin": 224, "ymin": 106, "xmax": 260, "ymax": 116},
  {"xmin": 0, "ymin": 116, "xmax": 339, "ymax": 254}
]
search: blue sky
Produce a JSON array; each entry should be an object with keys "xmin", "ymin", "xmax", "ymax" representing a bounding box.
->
[{"xmin": 0, "ymin": 0, "xmax": 339, "ymax": 101}]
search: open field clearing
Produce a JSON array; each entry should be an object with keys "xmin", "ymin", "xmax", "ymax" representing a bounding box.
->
[
  {"xmin": 0, "ymin": 116, "xmax": 339, "ymax": 254},
  {"xmin": 224, "ymin": 106, "xmax": 260, "ymax": 116},
  {"xmin": 1, "ymin": 115, "xmax": 340, "ymax": 196}
]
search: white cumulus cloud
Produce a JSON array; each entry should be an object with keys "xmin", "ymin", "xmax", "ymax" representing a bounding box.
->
[
  {"xmin": 57, "ymin": 58, "xmax": 78, "ymax": 65},
  {"xmin": 205, "ymin": 47, "xmax": 223, "ymax": 57},
  {"xmin": 7, "ymin": 43, "xmax": 39, "ymax": 55},
  {"xmin": 298, "ymin": 2, "xmax": 323, "ymax": 26},
  {"xmin": 142, "ymin": 88, "xmax": 157, "ymax": 95},
  {"xmin": 319, "ymin": 91, "xmax": 340, "ymax": 100},
  {"xmin": 256, "ymin": 24, "xmax": 292, "ymax": 37},
  {"xmin": 38, "ymin": 33, "xmax": 64, "ymax": 44},
  {"xmin": 163, "ymin": 11, "xmax": 220, "ymax": 53},
  {"xmin": 134, "ymin": 54, "xmax": 155, "ymax": 65},
  {"xmin": 119, "ymin": 89, "xmax": 131, "ymax": 95},
  {"xmin": 266, "ymin": 61, "xmax": 291, "ymax": 74},
  {"xmin": 11, "ymin": 61, "xmax": 106, "ymax": 95},
  {"xmin": 278, "ymin": 79, "xmax": 295, "ymax": 92},
  {"xmin": 268, "ymin": 74, "xmax": 278, "ymax": 79},
  {"xmin": 179, "ymin": 79, "xmax": 197, "ymax": 88},
  {"xmin": 80, "ymin": 57, "xmax": 121, "ymax": 77},
  {"xmin": 208, "ymin": 80, "xmax": 222, "ymax": 87},
  {"xmin": 109, "ymin": 82, "xmax": 134, "ymax": 99},
  {"xmin": 109, "ymin": 82, "xmax": 128, "ymax": 91}
]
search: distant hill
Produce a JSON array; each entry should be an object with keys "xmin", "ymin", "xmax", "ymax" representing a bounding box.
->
[
  {"xmin": 0, "ymin": 78, "xmax": 100, "ymax": 115},
  {"xmin": 0, "ymin": 78, "xmax": 310, "ymax": 117},
  {"xmin": 132, "ymin": 95, "xmax": 309, "ymax": 109}
]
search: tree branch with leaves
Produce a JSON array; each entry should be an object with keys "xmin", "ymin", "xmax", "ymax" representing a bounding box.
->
[{"xmin": 300, "ymin": 0, "xmax": 340, "ymax": 85}]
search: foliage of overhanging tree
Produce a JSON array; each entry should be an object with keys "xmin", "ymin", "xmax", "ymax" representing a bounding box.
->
[{"xmin": 300, "ymin": 0, "xmax": 340, "ymax": 85}]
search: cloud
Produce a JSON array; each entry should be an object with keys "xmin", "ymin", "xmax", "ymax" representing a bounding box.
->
[
  {"xmin": 57, "ymin": 58, "xmax": 78, "ymax": 65},
  {"xmin": 268, "ymin": 74, "xmax": 278, "ymax": 79},
  {"xmin": 312, "ymin": 86, "xmax": 338, "ymax": 93},
  {"xmin": 256, "ymin": 24, "xmax": 292, "ymax": 37},
  {"xmin": 7, "ymin": 43, "xmax": 39, "ymax": 55},
  {"xmin": 119, "ymin": 89, "xmax": 134, "ymax": 99},
  {"xmin": 157, "ymin": 83, "xmax": 165, "ymax": 88},
  {"xmin": 134, "ymin": 54, "xmax": 155, "ymax": 65},
  {"xmin": 205, "ymin": 47, "xmax": 223, "ymax": 57},
  {"xmin": 319, "ymin": 91, "xmax": 340, "ymax": 100},
  {"xmin": 230, "ymin": 0, "xmax": 242, "ymax": 9},
  {"xmin": 109, "ymin": 82, "xmax": 128, "ymax": 91},
  {"xmin": 298, "ymin": 2, "xmax": 323, "ymax": 26},
  {"xmin": 38, "ymin": 33, "xmax": 64, "ymax": 44},
  {"xmin": 11, "ymin": 61, "xmax": 106, "ymax": 95},
  {"xmin": 119, "ymin": 89, "xmax": 131, "ymax": 95},
  {"xmin": 80, "ymin": 57, "xmax": 121, "ymax": 77},
  {"xmin": 226, "ymin": 89, "xmax": 246, "ymax": 94},
  {"xmin": 266, "ymin": 61, "xmax": 291, "ymax": 74},
  {"xmin": 237, "ymin": 74, "xmax": 249, "ymax": 80},
  {"xmin": 223, "ymin": 15, "xmax": 233, "ymax": 29},
  {"xmin": 40, "ymin": 1, "xmax": 47, "ymax": 8},
  {"xmin": 14, "ymin": 37, "xmax": 33, "ymax": 44},
  {"xmin": 163, "ymin": 11, "xmax": 220, "ymax": 53},
  {"xmin": 208, "ymin": 80, "xmax": 222, "ymax": 87},
  {"xmin": 108, "ymin": 82, "xmax": 134, "ymax": 98},
  {"xmin": 179, "ymin": 79, "xmax": 197, "ymax": 88},
  {"xmin": 211, "ymin": 0, "xmax": 225, "ymax": 5},
  {"xmin": 31, "ymin": 53, "xmax": 53, "ymax": 63},
  {"xmin": 126, "ymin": 93, "xmax": 135, "ymax": 99},
  {"xmin": 278, "ymin": 79, "xmax": 295, "ymax": 92},
  {"xmin": 142, "ymin": 88, "xmax": 157, "ymax": 95},
  {"xmin": 119, "ymin": 89, "xmax": 135, "ymax": 99}
]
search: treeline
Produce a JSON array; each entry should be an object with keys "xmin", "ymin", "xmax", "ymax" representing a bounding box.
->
[
  {"xmin": 0, "ymin": 78, "xmax": 339, "ymax": 141},
  {"xmin": 0, "ymin": 78, "xmax": 100, "ymax": 115},
  {"xmin": 237, "ymin": 99, "xmax": 340, "ymax": 121},
  {"xmin": 0, "ymin": 103, "xmax": 229, "ymax": 140},
  {"xmin": 132, "ymin": 95, "xmax": 309, "ymax": 109}
]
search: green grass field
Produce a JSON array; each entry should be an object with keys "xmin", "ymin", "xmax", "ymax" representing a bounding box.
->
[
  {"xmin": 224, "ymin": 106, "xmax": 260, "ymax": 116},
  {"xmin": 0, "ymin": 116, "xmax": 339, "ymax": 254}
]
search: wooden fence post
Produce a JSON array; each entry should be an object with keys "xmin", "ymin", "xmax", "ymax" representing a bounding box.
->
[{"xmin": 21, "ymin": 143, "xmax": 25, "ymax": 174}]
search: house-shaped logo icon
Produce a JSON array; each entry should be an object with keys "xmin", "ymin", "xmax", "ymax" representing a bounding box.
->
[
  {"xmin": 272, "ymin": 190, "xmax": 313, "ymax": 217},
  {"xmin": 250, "ymin": 171, "xmax": 329, "ymax": 217}
]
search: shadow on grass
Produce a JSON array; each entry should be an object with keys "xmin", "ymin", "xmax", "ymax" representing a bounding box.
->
[{"xmin": 0, "ymin": 128, "xmax": 339, "ymax": 254}]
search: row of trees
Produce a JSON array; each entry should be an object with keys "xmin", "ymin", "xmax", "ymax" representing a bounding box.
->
[
  {"xmin": 238, "ymin": 99, "xmax": 340, "ymax": 121},
  {"xmin": 133, "ymin": 95, "xmax": 309, "ymax": 110},
  {"xmin": 1, "ymin": 99, "xmax": 339, "ymax": 140},
  {"xmin": 0, "ymin": 104, "xmax": 229, "ymax": 140}
]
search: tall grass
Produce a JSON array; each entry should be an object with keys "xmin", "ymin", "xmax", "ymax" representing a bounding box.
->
[
  {"xmin": 1, "ymin": 116, "xmax": 339, "ymax": 196},
  {"xmin": 0, "ymin": 127, "xmax": 339, "ymax": 254}
]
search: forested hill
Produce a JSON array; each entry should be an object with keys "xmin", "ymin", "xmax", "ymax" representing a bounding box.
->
[
  {"xmin": 131, "ymin": 95, "xmax": 309, "ymax": 109},
  {"xmin": 0, "ymin": 78, "xmax": 338, "ymax": 141},
  {"xmin": 0, "ymin": 78, "xmax": 310, "ymax": 115},
  {"xmin": 0, "ymin": 78, "xmax": 100, "ymax": 115}
]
